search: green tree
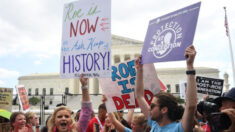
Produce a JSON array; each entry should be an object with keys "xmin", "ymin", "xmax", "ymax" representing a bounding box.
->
[{"xmin": 29, "ymin": 96, "xmax": 40, "ymax": 105}]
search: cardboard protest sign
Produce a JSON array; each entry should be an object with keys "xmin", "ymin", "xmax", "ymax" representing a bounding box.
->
[
  {"xmin": 0, "ymin": 88, "xmax": 13, "ymax": 112},
  {"xmin": 141, "ymin": 2, "xmax": 201, "ymax": 64},
  {"xmin": 16, "ymin": 86, "xmax": 30, "ymax": 112},
  {"xmin": 60, "ymin": 0, "xmax": 111, "ymax": 78},
  {"xmin": 196, "ymin": 76, "xmax": 224, "ymax": 96},
  {"xmin": 179, "ymin": 81, "xmax": 187, "ymax": 99},
  {"xmin": 99, "ymin": 59, "xmax": 161, "ymax": 113}
]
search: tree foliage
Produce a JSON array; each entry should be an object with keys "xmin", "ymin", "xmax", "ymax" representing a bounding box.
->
[{"xmin": 29, "ymin": 96, "xmax": 40, "ymax": 105}]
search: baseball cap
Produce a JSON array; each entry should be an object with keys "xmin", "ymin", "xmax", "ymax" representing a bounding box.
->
[{"xmin": 214, "ymin": 87, "xmax": 235, "ymax": 106}]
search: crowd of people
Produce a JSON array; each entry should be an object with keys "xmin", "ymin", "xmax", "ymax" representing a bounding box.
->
[{"xmin": 7, "ymin": 45, "xmax": 235, "ymax": 132}]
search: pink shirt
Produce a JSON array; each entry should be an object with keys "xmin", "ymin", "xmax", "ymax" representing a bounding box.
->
[{"xmin": 77, "ymin": 101, "xmax": 92, "ymax": 132}]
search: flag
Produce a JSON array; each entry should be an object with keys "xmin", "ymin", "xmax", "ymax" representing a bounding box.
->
[
  {"xmin": 159, "ymin": 79, "xmax": 167, "ymax": 91},
  {"xmin": 224, "ymin": 7, "xmax": 229, "ymax": 37}
]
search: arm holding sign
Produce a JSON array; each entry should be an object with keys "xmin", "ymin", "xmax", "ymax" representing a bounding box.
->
[
  {"xmin": 108, "ymin": 112, "xmax": 126, "ymax": 132},
  {"xmin": 126, "ymin": 109, "xmax": 134, "ymax": 126},
  {"xmin": 77, "ymin": 74, "xmax": 92, "ymax": 132},
  {"xmin": 181, "ymin": 45, "xmax": 198, "ymax": 132},
  {"xmin": 135, "ymin": 56, "xmax": 150, "ymax": 118}
]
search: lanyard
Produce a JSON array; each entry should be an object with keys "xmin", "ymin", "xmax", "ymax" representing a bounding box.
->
[{"xmin": 96, "ymin": 117, "xmax": 104, "ymax": 131}]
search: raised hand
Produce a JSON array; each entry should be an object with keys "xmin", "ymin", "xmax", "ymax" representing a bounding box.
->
[
  {"xmin": 184, "ymin": 45, "xmax": 196, "ymax": 70},
  {"xmin": 80, "ymin": 74, "xmax": 88, "ymax": 87},
  {"xmin": 135, "ymin": 56, "xmax": 143, "ymax": 71}
]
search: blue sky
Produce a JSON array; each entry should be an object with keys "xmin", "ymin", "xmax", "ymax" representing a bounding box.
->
[{"xmin": 0, "ymin": 0, "xmax": 235, "ymax": 92}]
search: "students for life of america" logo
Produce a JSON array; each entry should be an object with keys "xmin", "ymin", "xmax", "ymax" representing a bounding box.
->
[{"xmin": 148, "ymin": 21, "xmax": 183, "ymax": 59}]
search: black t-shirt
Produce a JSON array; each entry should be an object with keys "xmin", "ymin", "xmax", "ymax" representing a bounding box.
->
[{"xmin": 121, "ymin": 119, "xmax": 131, "ymax": 129}]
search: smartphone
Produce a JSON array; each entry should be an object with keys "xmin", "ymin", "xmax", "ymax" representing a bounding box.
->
[{"xmin": 208, "ymin": 112, "xmax": 231, "ymax": 132}]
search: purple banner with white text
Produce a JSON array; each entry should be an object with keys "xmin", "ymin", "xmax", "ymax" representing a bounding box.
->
[{"xmin": 141, "ymin": 2, "xmax": 201, "ymax": 64}]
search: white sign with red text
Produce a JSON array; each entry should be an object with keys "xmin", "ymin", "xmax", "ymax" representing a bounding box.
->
[{"xmin": 99, "ymin": 59, "xmax": 161, "ymax": 113}]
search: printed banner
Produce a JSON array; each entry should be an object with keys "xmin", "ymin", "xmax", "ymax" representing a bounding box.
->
[
  {"xmin": 60, "ymin": 0, "xmax": 111, "ymax": 78},
  {"xmin": 0, "ymin": 88, "xmax": 13, "ymax": 112},
  {"xmin": 99, "ymin": 60, "xmax": 161, "ymax": 113},
  {"xmin": 17, "ymin": 86, "xmax": 30, "ymax": 112},
  {"xmin": 141, "ymin": 2, "xmax": 201, "ymax": 64},
  {"xmin": 196, "ymin": 76, "xmax": 224, "ymax": 96}
]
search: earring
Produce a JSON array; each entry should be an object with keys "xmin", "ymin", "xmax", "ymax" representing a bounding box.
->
[{"xmin": 53, "ymin": 126, "xmax": 57, "ymax": 132}]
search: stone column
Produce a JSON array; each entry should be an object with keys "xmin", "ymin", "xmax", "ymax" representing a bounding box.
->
[
  {"xmin": 120, "ymin": 54, "xmax": 125, "ymax": 62},
  {"xmin": 111, "ymin": 55, "xmax": 115, "ymax": 65},
  {"xmin": 72, "ymin": 78, "xmax": 80, "ymax": 94},
  {"xmin": 224, "ymin": 73, "xmax": 230, "ymax": 92},
  {"xmin": 93, "ymin": 78, "xmax": 99, "ymax": 94}
]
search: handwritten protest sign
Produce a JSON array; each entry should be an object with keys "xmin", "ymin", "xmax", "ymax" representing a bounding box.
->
[
  {"xmin": 17, "ymin": 86, "xmax": 30, "ymax": 112},
  {"xmin": 141, "ymin": 2, "xmax": 201, "ymax": 64},
  {"xmin": 196, "ymin": 76, "xmax": 224, "ymax": 96},
  {"xmin": 60, "ymin": 0, "xmax": 111, "ymax": 78},
  {"xmin": 0, "ymin": 88, "xmax": 13, "ymax": 112},
  {"xmin": 99, "ymin": 60, "xmax": 161, "ymax": 113}
]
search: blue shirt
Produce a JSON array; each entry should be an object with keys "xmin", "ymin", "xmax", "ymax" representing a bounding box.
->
[
  {"xmin": 148, "ymin": 115, "xmax": 184, "ymax": 132},
  {"xmin": 124, "ymin": 127, "xmax": 132, "ymax": 132}
]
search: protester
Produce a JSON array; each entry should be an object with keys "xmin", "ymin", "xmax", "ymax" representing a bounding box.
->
[
  {"xmin": 100, "ymin": 112, "xmax": 121, "ymax": 132},
  {"xmin": 25, "ymin": 111, "xmax": 40, "ymax": 132},
  {"xmin": 10, "ymin": 112, "xmax": 28, "ymax": 132},
  {"xmin": 75, "ymin": 109, "xmax": 81, "ymax": 122},
  {"xmin": 48, "ymin": 74, "xmax": 92, "ymax": 132},
  {"xmin": 75, "ymin": 109, "xmax": 95, "ymax": 122},
  {"xmin": 86, "ymin": 103, "xmax": 107, "ymax": 132},
  {"xmin": 40, "ymin": 115, "xmax": 51, "ymax": 132},
  {"xmin": 194, "ymin": 88, "xmax": 235, "ymax": 132},
  {"xmin": 214, "ymin": 87, "xmax": 235, "ymax": 132},
  {"xmin": 135, "ymin": 45, "xmax": 197, "ymax": 132},
  {"xmin": 108, "ymin": 112, "xmax": 147, "ymax": 132},
  {"xmin": 117, "ymin": 110, "xmax": 133, "ymax": 128}
]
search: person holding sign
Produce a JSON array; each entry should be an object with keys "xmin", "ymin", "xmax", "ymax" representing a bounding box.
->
[
  {"xmin": 48, "ymin": 74, "xmax": 92, "ymax": 132},
  {"xmin": 135, "ymin": 45, "xmax": 197, "ymax": 132}
]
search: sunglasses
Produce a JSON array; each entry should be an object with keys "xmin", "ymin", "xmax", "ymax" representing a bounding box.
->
[
  {"xmin": 118, "ymin": 111, "xmax": 124, "ymax": 113},
  {"xmin": 150, "ymin": 103, "xmax": 159, "ymax": 109}
]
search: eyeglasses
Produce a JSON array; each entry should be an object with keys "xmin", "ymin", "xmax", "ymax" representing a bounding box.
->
[{"xmin": 150, "ymin": 103, "xmax": 159, "ymax": 109}]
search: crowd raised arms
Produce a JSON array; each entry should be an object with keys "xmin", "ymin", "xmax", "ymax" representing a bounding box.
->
[{"xmin": 8, "ymin": 45, "xmax": 235, "ymax": 132}]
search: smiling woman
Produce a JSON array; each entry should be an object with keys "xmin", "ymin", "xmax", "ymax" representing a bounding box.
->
[
  {"xmin": 48, "ymin": 106, "xmax": 77, "ymax": 132},
  {"xmin": 9, "ymin": 112, "xmax": 28, "ymax": 132},
  {"xmin": 47, "ymin": 74, "xmax": 92, "ymax": 132}
]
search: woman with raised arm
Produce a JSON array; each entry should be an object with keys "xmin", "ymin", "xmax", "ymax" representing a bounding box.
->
[{"xmin": 48, "ymin": 74, "xmax": 92, "ymax": 132}]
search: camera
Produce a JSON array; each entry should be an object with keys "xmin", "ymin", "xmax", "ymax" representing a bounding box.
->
[
  {"xmin": 197, "ymin": 101, "xmax": 220, "ymax": 116},
  {"xmin": 208, "ymin": 112, "xmax": 232, "ymax": 132}
]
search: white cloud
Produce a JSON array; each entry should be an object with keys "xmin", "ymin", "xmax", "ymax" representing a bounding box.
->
[
  {"xmin": 34, "ymin": 60, "xmax": 41, "ymax": 65},
  {"xmin": 0, "ymin": 68, "xmax": 19, "ymax": 79},
  {"xmin": 0, "ymin": 80, "xmax": 5, "ymax": 85}
]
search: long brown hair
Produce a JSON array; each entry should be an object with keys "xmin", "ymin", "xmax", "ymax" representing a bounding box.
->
[
  {"xmin": 10, "ymin": 112, "xmax": 25, "ymax": 130},
  {"xmin": 155, "ymin": 92, "xmax": 184, "ymax": 121}
]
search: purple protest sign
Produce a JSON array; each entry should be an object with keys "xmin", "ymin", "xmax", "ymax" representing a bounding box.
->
[{"xmin": 141, "ymin": 2, "xmax": 201, "ymax": 64}]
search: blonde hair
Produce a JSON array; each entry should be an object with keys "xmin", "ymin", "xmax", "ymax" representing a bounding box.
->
[
  {"xmin": 48, "ymin": 106, "xmax": 77, "ymax": 132},
  {"xmin": 25, "ymin": 111, "xmax": 36, "ymax": 124},
  {"xmin": 133, "ymin": 113, "xmax": 147, "ymax": 129}
]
